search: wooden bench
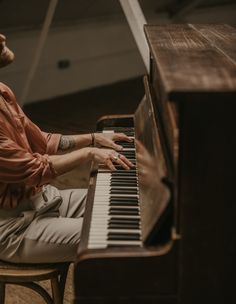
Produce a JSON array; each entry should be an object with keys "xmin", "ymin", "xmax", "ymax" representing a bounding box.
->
[{"xmin": 0, "ymin": 260, "xmax": 70, "ymax": 304}]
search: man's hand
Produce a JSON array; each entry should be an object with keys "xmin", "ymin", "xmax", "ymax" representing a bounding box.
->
[
  {"xmin": 94, "ymin": 133, "xmax": 133, "ymax": 151},
  {"xmin": 50, "ymin": 146, "xmax": 135, "ymax": 175},
  {"xmin": 90, "ymin": 147, "xmax": 134, "ymax": 171}
]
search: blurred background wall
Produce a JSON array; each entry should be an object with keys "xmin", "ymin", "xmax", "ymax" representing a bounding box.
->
[{"xmin": 0, "ymin": 0, "xmax": 235, "ymax": 105}]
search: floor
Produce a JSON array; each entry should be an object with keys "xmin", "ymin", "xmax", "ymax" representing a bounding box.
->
[{"xmin": 5, "ymin": 77, "xmax": 144, "ymax": 303}]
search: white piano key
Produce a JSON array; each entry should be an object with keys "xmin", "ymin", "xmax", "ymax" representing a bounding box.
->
[
  {"xmin": 90, "ymin": 214, "xmax": 140, "ymax": 219},
  {"xmin": 89, "ymin": 228, "xmax": 141, "ymax": 234},
  {"xmin": 95, "ymin": 186, "xmax": 138, "ymax": 190},
  {"xmin": 88, "ymin": 240, "xmax": 142, "ymax": 247},
  {"xmin": 92, "ymin": 205, "xmax": 139, "ymax": 210},
  {"xmin": 94, "ymin": 194, "xmax": 139, "ymax": 198},
  {"xmin": 88, "ymin": 244, "xmax": 107, "ymax": 249}
]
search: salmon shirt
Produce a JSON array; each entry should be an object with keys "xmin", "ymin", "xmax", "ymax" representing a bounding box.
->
[{"xmin": 0, "ymin": 82, "xmax": 61, "ymax": 209}]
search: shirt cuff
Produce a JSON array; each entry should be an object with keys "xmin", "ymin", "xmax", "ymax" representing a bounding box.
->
[{"xmin": 46, "ymin": 133, "xmax": 62, "ymax": 155}]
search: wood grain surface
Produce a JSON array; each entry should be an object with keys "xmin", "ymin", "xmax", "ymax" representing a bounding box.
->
[{"xmin": 144, "ymin": 24, "xmax": 236, "ymax": 93}]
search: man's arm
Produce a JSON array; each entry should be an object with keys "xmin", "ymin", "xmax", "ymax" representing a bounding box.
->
[
  {"xmin": 58, "ymin": 134, "xmax": 92, "ymax": 152},
  {"xmin": 57, "ymin": 132, "xmax": 133, "ymax": 153},
  {"xmin": 49, "ymin": 146, "xmax": 134, "ymax": 176}
]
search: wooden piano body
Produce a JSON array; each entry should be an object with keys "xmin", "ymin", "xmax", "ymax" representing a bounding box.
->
[{"xmin": 74, "ymin": 24, "xmax": 236, "ymax": 304}]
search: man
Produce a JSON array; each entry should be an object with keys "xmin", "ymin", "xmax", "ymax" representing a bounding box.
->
[{"xmin": 0, "ymin": 33, "xmax": 134, "ymax": 263}]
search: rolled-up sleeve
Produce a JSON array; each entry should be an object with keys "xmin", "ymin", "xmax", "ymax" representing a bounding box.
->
[
  {"xmin": 41, "ymin": 131, "xmax": 61, "ymax": 155},
  {"xmin": 23, "ymin": 115, "xmax": 61, "ymax": 155},
  {"xmin": 0, "ymin": 136, "xmax": 57, "ymax": 186}
]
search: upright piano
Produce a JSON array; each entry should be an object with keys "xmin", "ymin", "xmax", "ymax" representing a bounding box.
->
[{"xmin": 74, "ymin": 24, "xmax": 236, "ymax": 304}]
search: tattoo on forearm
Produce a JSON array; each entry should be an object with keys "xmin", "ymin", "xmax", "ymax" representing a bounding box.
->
[{"xmin": 58, "ymin": 136, "xmax": 76, "ymax": 151}]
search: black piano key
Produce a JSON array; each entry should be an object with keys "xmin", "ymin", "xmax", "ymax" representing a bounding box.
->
[
  {"xmin": 116, "ymin": 131, "xmax": 134, "ymax": 136},
  {"xmin": 107, "ymin": 243, "xmax": 140, "ymax": 248},
  {"xmin": 110, "ymin": 189, "xmax": 138, "ymax": 194},
  {"xmin": 110, "ymin": 202, "xmax": 138, "ymax": 207},
  {"xmin": 111, "ymin": 127, "xmax": 134, "ymax": 132},
  {"xmin": 112, "ymin": 169, "xmax": 137, "ymax": 173},
  {"xmin": 114, "ymin": 162, "xmax": 136, "ymax": 167},
  {"xmin": 110, "ymin": 196, "xmax": 139, "ymax": 202},
  {"xmin": 113, "ymin": 167, "xmax": 137, "ymax": 172},
  {"xmin": 121, "ymin": 151, "xmax": 135, "ymax": 155},
  {"xmin": 111, "ymin": 172, "xmax": 137, "ymax": 176},
  {"xmin": 112, "ymin": 170, "xmax": 137, "ymax": 175},
  {"xmin": 109, "ymin": 219, "xmax": 140, "ymax": 226},
  {"xmin": 110, "ymin": 128, "xmax": 134, "ymax": 135},
  {"xmin": 112, "ymin": 175, "xmax": 137, "ymax": 179},
  {"xmin": 108, "ymin": 233, "xmax": 140, "ymax": 241},
  {"xmin": 111, "ymin": 174, "xmax": 137, "ymax": 178},
  {"xmin": 110, "ymin": 200, "xmax": 139, "ymax": 206},
  {"xmin": 111, "ymin": 175, "xmax": 136, "ymax": 179},
  {"xmin": 110, "ymin": 207, "xmax": 139, "ymax": 212},
  {"xmin": 116, "ymin": 142, "xmax": 134, "ymax": 148},
  {"xmin": 109, "ymin": 207, "xmax": 139, "ymax": 215},
  {"xmin": 116, "ymin": 139, "xmax": 134, "ymax": 143},
  {"xmin": 109, "ymin": 221, "xmax": 140, "ymax": 227},
  {"xmin": 111, "ymin": 178, "xmax": 137, "ymax": 183},
  {"xmin": 111, "ymin": 179, "xmax": 137, "ymax": 182},
  {"xmin": 108, "ymin": 223, "xmax": 140, "ymax": 229},
  {"xmin": 111, "ymin": 180, "xmax": 137, "ymax": 184},
  {"xmin": 109, "ymin": 218, "xmax": 140, "ymax": 224},
  {"xmin": 109, "ymin": 209, "xmax": 139, "ymax": 216}
]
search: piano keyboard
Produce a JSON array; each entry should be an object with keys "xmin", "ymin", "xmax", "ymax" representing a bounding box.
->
[{"xmin": 88, "ymin": 127, "xmax": 142, "ymax": 249}]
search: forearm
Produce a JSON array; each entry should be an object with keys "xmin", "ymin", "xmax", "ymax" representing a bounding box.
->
[
  {"xmin": 49, "ymin": 147, "xmax": 92, "ymax": 176},
  {"xmin": 58, "ymin": 134, "xmax": 92, "ymax": 152}
]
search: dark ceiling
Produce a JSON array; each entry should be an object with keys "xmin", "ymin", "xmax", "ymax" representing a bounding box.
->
[{"xmin": 0, "ymin": 0, "xmax": 235, "ymax": 30}]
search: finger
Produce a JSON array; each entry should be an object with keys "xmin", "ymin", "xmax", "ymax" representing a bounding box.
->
[
  {"xmin": 100, "ymin": 139, "xmax": 123, "ymax": 151},
  {"xmin": 110, "ymin": 153, "xmax": 129, "ymax": 170},
  {"xmin": 114, "ymin": 157, "xmax": 130, "ymax": 170},
  {"xmin": 112, "ymin": 143, "xmax": 123, "ymax": 151},
  {"xmin": 114, "ymin": 133, "xmax": 133, "ymax": 142},
  {"xmin": 106, "ymin": 158, "xmax": 116, "ymax": 171},
  {"xmin": 118, "ymin": 154, "xmax": 135, "ymax": 168}
]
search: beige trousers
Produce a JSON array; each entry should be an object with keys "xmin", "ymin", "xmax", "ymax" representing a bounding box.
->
[{"xmin": 0, "ymin": 185, "xmax": 87, "ymax": 263}]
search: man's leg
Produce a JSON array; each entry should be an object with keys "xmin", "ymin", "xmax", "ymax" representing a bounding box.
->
[{"xmin": 0, "ymin": 185, "xmax": 87, "ymax": 263}]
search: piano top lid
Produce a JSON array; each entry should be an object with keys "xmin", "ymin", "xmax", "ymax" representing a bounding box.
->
[{"xmin": 144, "ymin": 24, "xmax": 236, "ymax": 100}]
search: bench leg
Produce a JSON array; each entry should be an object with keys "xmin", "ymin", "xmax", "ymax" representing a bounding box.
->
[
  {"xmin": 58, "ymin": 263, "xmax": 70, "ymax": 299},
  {"xmin": 51, "ymin": 277, "xmax": 62, "ymax": 304},
  {"xmin": 0, "ymin": 283, "xmax": 5, "ymax": 304}
]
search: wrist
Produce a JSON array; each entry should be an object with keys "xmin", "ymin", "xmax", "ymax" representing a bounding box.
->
[
  {"xmin": 90, "ymin": 133, "xmax": 97, "ymax": 147},
  {"xmin": 84, "ymin": 146, "xmax": 97, "ymax": 161}
]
